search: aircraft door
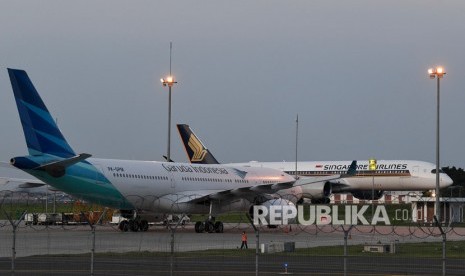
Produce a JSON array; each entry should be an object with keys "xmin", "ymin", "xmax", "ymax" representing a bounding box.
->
[{"xmin": 168, "ymin": 172, "xmax": 175, "ymax": 190}]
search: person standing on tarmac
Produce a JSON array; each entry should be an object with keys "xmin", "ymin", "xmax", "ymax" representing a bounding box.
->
[{"xmin": 240, "ymin": 231, "xmax": 248, "ymax": 249}]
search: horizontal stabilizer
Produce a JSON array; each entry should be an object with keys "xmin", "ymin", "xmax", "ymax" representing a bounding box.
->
[{"xmin": 35, "ymin": 153, "xmax": 92, "ymax": 177}]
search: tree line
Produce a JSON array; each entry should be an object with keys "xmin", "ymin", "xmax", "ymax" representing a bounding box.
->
[{"xmin": 441, "ymin": 166, "xmax": 465, "ymax": 197}]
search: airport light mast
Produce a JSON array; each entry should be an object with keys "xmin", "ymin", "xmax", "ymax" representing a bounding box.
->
[
  {"xmin": 161, "ymin": 42, "xmax": 177, "ymax": 163},
  {"xmin": 428, "ymin": 66, "xmax": 445, "ymax": 222},
  {"xmin": 161, "ymin": 75, "xmax": 177, "ymax": 163}
]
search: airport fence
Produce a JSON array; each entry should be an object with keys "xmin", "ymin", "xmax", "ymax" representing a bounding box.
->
[{"xmin": 1, "ymin": 191, "xmax": 465, "ymax": 275}]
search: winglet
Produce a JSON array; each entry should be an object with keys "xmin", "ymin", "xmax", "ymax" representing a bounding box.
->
[{"xmin": 346, "ymin": 160, "xmax": 357, "ymax": 176}]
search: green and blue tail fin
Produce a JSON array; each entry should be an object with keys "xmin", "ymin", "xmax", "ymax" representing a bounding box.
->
[{"xmin": 8, "ymin": 68, "xmax": 76, "ymax": 158}]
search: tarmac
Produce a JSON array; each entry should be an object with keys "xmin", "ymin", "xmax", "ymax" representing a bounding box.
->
[
  {"xmin": 1, "ymin": 222, "xmax": 465, "ymax": 275},
  {"xmin": 1, "ymin": 222, "xmax": 464, "ymax": 257}
]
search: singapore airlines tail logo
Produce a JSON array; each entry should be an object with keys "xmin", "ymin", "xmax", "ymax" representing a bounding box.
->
[{"xmin": 188, "ymin": 134, "xmax": 207, "ymax": 162}]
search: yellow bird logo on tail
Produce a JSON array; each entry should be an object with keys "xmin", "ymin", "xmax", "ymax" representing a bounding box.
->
[{"xmin": 188, "ymin": 134, "xmax": 207, "ymax": 162}]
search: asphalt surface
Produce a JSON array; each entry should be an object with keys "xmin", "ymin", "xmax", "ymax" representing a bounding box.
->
[
  {"xmin": 2, "ymin": 254, "xmax": 465, "ymax": 275},
  {"xmin": 0, "ymin": 222, "xmax": 464, "ymax": 275}
]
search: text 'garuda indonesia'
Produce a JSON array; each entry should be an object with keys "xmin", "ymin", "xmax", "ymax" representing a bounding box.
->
[{"xmin": 162, "ymin": 164, "xmax": 229, "ymax": 174}]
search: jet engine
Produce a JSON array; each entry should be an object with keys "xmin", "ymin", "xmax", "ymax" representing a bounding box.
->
[
  {"xmin": 300, "ymin": 181, "xmax": 332, "ymax": 204},
  {"xmin": 351, "ymin": 190, "xmax": 384, "ymax": 200},
  {"xmin": 249, "ymin": 198, "xmax": 296, "ymax": 226}
]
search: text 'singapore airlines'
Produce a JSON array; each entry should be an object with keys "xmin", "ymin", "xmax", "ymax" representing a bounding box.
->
[{"xmin": 177, "ymin": 123, "xmax": 453, "ymax": 203}]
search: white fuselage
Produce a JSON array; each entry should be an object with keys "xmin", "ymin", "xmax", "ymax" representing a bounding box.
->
[
  {"xmin": 76, "ymin": 158, "xmax": 297, "ymax": 214},
  {"xmin": 229, "ymin": 160, "xmax": 453, "ymax": 193}
]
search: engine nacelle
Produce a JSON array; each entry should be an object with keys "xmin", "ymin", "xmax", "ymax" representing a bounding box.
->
[
  {"xmin": 249, "ymin": 198, "xmax": 296, "ymax": 226},
  {"xmin": 301, "ymin": 181, "xmax": 331, "ymax": 203},
  {"xmin": 351, "ymin": 190, "xmax": 384, "ymax": 200}
]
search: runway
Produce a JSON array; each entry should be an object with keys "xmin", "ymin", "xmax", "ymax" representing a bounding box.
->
[
  {"xmin": 1, "ymin": 222, "xmax": 464, "ymax": 257},
  {"xmin": 1, "ymin": 222, "xmax": 465, "ymax": 275},
  {"xmin": 2, "ymin": 254, "xmax": 465, "ymax": 276}
]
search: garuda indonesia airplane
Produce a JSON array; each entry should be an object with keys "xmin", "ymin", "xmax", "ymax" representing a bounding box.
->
[
  {"xmin": 177, "ymin": 124, "xmax": 453, "ymax": 203},
  {"xmin": 6, "ymin": 69, "xmax": 355, "ymax": 233}
]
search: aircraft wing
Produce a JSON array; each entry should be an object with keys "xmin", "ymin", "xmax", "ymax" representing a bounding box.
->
[
  {"xmin": 175, "ymin": 176, "xmax": 344, "ymax": 205},
  {"xmin": 174, "ymin": 180, "xmax": 295, "ymax": 204},
  {"xmin": 0, "ymin": 177, "xmax": 62, "ymax": 192},
  {"xmin": 327, "ymin": 178, "xmax": 352, "ymax": 193},
  {"xmin": 294, "ymin": 174, "xmax": 346, "ymax": 187},
  {"xmin": 240, "ymin": 160, "xmax": 357, "ymax": 193},
  {"xmin": 175, "ymin": 160, "xmax": 357, "ymax": 204},
  {"xmin": 0, "ymin": 177, "xmax": 45, "ymax": 186},
  {"xmin": 0, "ymin": 161, "xmax": 15, "ymax": 169},
  {"xmin": 0, "ymin": 161, "xmax": 52, "ymax": 191}
]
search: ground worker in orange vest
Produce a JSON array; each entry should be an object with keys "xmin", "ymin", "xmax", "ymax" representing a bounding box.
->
[{"xmin": 240, "ymin": 231, "xmax": 248, "ymax": 249}]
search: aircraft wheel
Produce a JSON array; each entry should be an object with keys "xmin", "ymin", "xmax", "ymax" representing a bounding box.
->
[
  {"xmin": 140, "ymin": 220, "xmax": 149, "ymax": 232},
  {"xmin": 129, "ymin": 220, "xmax": 139, "ymax": 232},
  {"xmin": 195, "ymin": 221, "xmax": 205, "ymax": 233},
  {"xmin": 205, "ymin": 221, "xmax": 214, "ymax": 233},
  {"xmin": 119, "ymin": 220, "xmax": 129, "ymax": 232},
  {"xmin": 214, "ymin": 221, "xmax": 224, "ymax": 233}
]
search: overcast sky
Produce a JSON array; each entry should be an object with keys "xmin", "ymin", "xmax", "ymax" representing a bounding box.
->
[{"xmin": 1, "ymin": 1, "xmax": 465, "ymax": 175}]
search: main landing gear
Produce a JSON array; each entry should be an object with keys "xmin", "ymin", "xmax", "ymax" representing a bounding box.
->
[
  {"xmin": 117, "ymin": 210, "xmax": 149, "ymax": 232},
  {"xmin": 118, "ymin": 219, "xmax": 149, "ymax": 232},
  {"xmin": 194, "ymin": 202, "xmax": 224, "ymax": 233},
  {"xmin": 194, "ymin": 218, "xmax": 224, "ymax": 233}
]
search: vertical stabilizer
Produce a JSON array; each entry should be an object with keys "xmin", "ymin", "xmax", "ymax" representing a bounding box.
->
[
  {"xmin": 7, "ymin": 69, "xmax": 75, "ymax": 157},
  {"xmin": 176, "ymin": 124, "xmax": 220, "ymax": 164}
]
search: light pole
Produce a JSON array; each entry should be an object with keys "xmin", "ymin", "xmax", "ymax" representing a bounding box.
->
[
  {"xmin": 161, "ymin": 75, "xmax": 177, "ymax": 163},
  {"xmin": 428, "ymin": 66, "xmax": 446, "ymax": 222}
]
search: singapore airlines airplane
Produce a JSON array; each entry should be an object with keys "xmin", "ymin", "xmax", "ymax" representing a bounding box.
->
[
  {"xmin": 177, "ymin": 124, "xmax": 454, "ymax": 203},
  {"xmin": 6, "ymin": 69, "xmax": 356, "ymax": 233}
]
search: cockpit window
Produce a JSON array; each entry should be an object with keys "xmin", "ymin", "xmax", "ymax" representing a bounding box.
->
[{"xmin": 431, "ymin": 169, "xmax": 444, "ymax": 174}]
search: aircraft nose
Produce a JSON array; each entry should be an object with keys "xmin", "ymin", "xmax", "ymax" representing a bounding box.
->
[{"xmin": 441, "ymin": 174, "xmax": 454, "ymax": 187}]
